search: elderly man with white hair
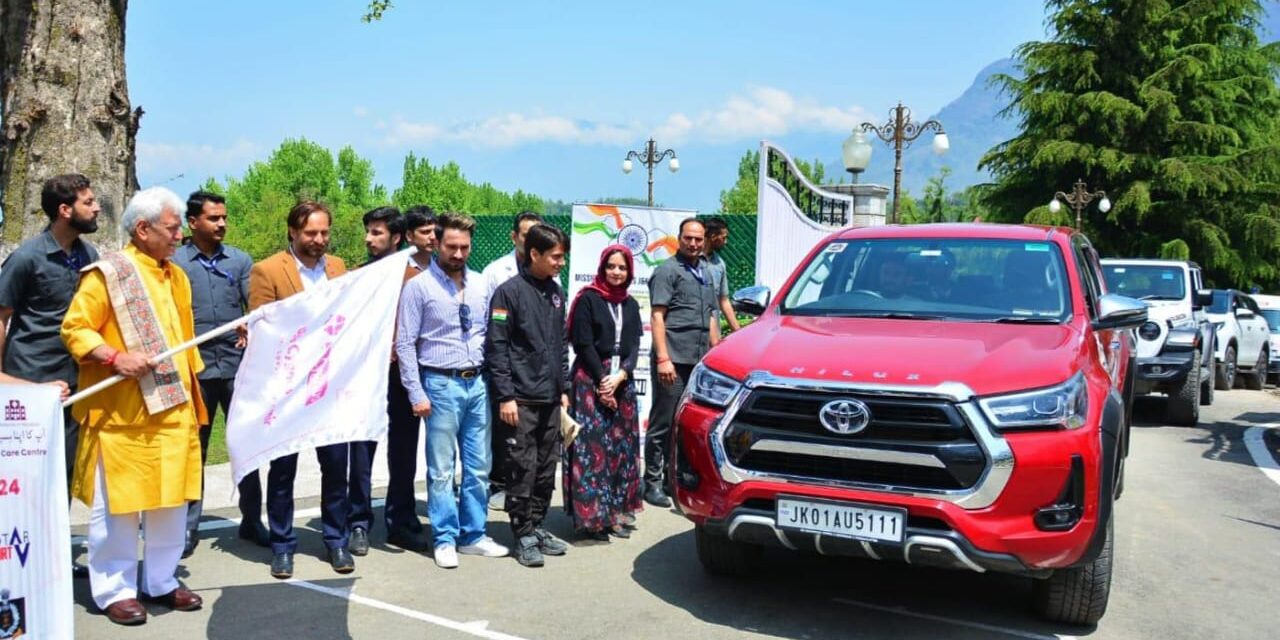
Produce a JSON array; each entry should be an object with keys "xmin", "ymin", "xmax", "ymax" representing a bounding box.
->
[{"xmin": 61, "ymin": 186, "xmax": 207, "ymax": 626}]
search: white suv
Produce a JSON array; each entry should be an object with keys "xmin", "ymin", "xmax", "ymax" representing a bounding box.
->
[
  {"xmin": 1100, "ymin": 259, "xmax": 1216, "ymax": 425},
  {"xmin": 1207, "ymin": 289, "xmax": 1270, "ymax": 390},
  {"xmin": 1253, "ymin": 293, "xmax": 1280, "ymax": 384}
]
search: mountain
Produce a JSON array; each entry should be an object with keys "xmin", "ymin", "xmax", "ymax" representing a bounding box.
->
[{"xmin": 826, "ymin": 58, "xmax": 1022, "ymax": 196}]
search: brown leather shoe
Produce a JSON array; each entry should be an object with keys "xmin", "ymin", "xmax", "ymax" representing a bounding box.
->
[
  {"xmin": 104, "ymin": 598, "xmax": 147, "ymax": 626},
  {"xmin": 147, "ymin": 586, "xmax": 203, "ymax": 611}
]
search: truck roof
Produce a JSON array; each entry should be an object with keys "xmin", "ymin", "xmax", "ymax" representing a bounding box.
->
[
  {"xmin": 1100, "ymin": 258, "xmax": 1203, "ymax": 270},
  {"xmin": 835, "ymin": 223, "xmax": 1072, "ymax": 242}
]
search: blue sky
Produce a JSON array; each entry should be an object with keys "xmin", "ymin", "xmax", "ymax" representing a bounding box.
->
[{"xmin": 128, "ymin": 1, "xmax": 1053, "ymax": 212}]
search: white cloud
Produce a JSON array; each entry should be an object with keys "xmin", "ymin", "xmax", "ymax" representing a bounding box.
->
[
  {"xmin": 353, "ymin": 106, "xmax": 369, "ymax": 118},
  {"xmin": 136, "ymin": 139, "xmax": 262, "ymax": 182},
  {"xmin": 385, "ymin": 113, "xmax": 633, "ymax": 148},
  {"xmin": 379, "ymin": 86, "xmax": 867, "ymax": 149}
]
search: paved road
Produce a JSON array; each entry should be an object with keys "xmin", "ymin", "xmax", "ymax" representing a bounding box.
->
[{"xmin": 71, "ymin": 389, "xmax": 1280, "ymax": 639}]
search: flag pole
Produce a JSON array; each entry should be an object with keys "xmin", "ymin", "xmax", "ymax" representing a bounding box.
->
[{"xmin": 62, "ymin": 310, "xmax": 262, "ymax": 409}]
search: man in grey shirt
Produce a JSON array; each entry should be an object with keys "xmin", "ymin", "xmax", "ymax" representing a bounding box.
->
[
  {"xmin": 703, "ymin": 216, "xmax": 741, "ymax": 332},
  {"xmin": 644, "ymin": 218, "xmax": 720, "ymax": 507},
  {"xmin": 173, "ymin": 191, "xmax": 262, "ymax": 557},
  {"xmin": 0, "ymin": 173, "xmax": 100, "ymax": 577}
]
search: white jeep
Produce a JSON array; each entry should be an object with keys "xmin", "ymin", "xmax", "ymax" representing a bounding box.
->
[
  {"xmin": 1100, "ymin": 259, "xmax": 1216, "ymax": 425},
  {"xmin": 1207, "ymin": 289, "xmax": 1270, "ymax": 390}
]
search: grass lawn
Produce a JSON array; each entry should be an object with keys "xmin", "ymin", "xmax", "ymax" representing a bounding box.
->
[{"xmin": 207, "ymin": 412, "xmax": 229, "ymax": 465}]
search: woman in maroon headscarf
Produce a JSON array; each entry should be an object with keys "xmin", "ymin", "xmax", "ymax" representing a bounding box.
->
[{"xmin": 563, "ymin": 244, "xmax": 644, "ymax": 541}]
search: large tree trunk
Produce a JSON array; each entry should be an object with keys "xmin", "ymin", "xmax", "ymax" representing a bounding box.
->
[{"xmin": 0, "ymin": 0, "xmax": 138, "ymax": 259}]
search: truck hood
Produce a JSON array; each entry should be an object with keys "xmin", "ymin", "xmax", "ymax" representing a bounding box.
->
[
  {"xmin": 1144, "ymin": 299, "xmax": 1194, "ymax": 324},
  {"xmin": 705, "ymin": 315, "xmax": 1085, "ymax": 399}
]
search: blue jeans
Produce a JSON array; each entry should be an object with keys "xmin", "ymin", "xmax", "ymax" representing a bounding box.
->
[{"xmin": 422, "ymin": 370, "xmax": 491, "ymax": 548}]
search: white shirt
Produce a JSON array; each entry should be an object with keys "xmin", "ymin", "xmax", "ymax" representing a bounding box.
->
[
  {"xmin": 290, "ymin": 248, "xmax": 329, "ymax": 291},
  {"xmin": 482, "ymin": 250, "xmax": 520, "ymax": 303}
]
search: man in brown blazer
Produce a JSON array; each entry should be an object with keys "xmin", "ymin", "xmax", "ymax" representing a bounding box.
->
[{"xmin": 247, "ymin": 201, "xmax": 354, "ymax": 580}]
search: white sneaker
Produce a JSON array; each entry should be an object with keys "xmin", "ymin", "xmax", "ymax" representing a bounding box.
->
[
  {"xmin": 458, "ymin": 537, "xmax": 509, "ymax": 558},
  {"xmin": 433, "ymin": 544, "xmax": 459, "ymax": 569}
]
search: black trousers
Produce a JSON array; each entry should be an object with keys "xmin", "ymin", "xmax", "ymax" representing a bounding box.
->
[
  {"xmin": 644, "ymin": 362, "xmax": 694, "ymax": 493},
  {"xmin": 488, "ymin": 397, "xmax": 507, "ymax": 493},
  {"xmin": 502, "ymin": 403, "xmax": 561, "ymax": 538},
  {"xmin": 188, "ymin": 378, "xmax": 262, "ymax": 533},
  {"xmin": 348, "ymin": 440, "xmax": 376, "ymax": 532},
  {"xmin": 267, "ymin": 443, "xmax": 349, "ymax": 554},
  {"xmin": 383, "ymin": 366, "xmax": 421, "ymax": 532},
  {"xmin": 61, "ymin": 406, "xmax": 78, "ymax": 498}
]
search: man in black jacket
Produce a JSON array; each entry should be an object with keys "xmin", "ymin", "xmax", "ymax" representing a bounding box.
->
[{"xmin": 485, "ymin": 224, "xmax": 572, "ymax": 568}]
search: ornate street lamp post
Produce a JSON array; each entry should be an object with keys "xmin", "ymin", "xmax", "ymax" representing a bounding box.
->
[
  {"xmin": 1049, "ymin": 179, "xmax": 1111, "ymax": 229},
  {"xmin": 622, "ymin": 137, "xmax": 679, "ymax": 207},
  {"xmin": 857, "ymin": 102, "xmax": 949, "ymax": 224}
]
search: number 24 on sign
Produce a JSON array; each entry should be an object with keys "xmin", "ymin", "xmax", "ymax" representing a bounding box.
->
[{"xmin": 0, "ymin": 478, "xmax": 19, "ymax": 496}]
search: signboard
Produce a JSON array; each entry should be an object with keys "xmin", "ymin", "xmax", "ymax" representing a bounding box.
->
[
  {"xmin": 0, "ymin": 384, "xmax": 71, "ymax": 639},
  {"xmin": 569, "ymin": 203, "xmax": 697, "ymax": 434}
]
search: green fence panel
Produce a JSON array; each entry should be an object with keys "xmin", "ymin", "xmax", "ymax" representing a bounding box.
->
[{"xmin": 467, "ymin": 212, "xmax": 759, "ymax": 295}]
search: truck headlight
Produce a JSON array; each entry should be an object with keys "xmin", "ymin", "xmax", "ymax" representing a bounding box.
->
[
  {"xmin": 686, "ymin": 364, "xmax": 742, "ymax": 408},
  {"xmin": 978, "ymin": 371, "xmax": 1088, "ymax": 431},
  {"xmin": 1138, "ymin": 321, "xmax": 1160, "ymax": 341}
]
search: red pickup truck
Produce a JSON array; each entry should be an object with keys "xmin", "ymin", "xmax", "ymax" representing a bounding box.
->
[{"xmin": 671, "ymin": 224, "xmax": 1146, "ymax": 625}]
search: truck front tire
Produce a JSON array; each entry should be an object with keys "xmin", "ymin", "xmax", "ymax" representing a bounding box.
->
[
  {"xmin": 1166, "ymin": 349, "xmax": 1201, "ymax": 426},
  {"xmin": 1033, "ymin": 517, "xmax": 1114, "ymax": 626}
]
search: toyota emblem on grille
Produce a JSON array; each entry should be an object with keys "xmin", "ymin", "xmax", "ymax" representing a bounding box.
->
[{"xmin": 819, "ymin": 399, "xmax": 871, "ymax": 435}]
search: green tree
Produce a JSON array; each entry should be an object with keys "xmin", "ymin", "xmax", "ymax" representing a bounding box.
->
[
  {"xmin": 718, "ymin": 149, "xmax": 827, "ymax": 214},
  {"xmin": 981, "ymin": 0, "xmax": 1280, "ymax": 289},
  {"xmin": 219, "ymin": 138, "xmax": 373, "ymax": 265}
]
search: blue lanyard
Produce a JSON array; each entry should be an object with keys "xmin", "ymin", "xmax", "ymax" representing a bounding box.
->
[
  {"xmin": 683, "ymin": 261, "xmax": 706, "ymax": 286},
  {"xmin": 196, "ymin": 253, "xmax": 236, "ymax": 286},
  {"xmin": 62, "ymin": 247, "xmax": 87, "ymax": 271}
]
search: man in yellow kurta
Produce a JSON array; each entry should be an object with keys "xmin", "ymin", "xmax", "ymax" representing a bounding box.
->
[{"xmin": 62, "ymin": 186, "xmax": 208, "ymax": 627}]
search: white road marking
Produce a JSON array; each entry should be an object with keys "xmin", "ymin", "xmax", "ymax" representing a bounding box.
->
[
  {"xmin": 833, "ymin": 597, "xmax": 1077, "ymax": 640},
  {"xmin": 286, "ymin": 579, "xmax": 530, "ymax": 640},
  {"xmin": 1244, "ymin": 424, "xmax": 1280, "ymax": 488}
]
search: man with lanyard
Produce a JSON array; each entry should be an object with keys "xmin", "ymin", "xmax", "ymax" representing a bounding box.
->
[
  {"xmin": 0, "ymin": 173, "xmax": 100, "ymax": 578},
  {"xmin": 645, "ymin": 218, "xmax": 719, "ymax": 507},
  {"xmin": 381, "ymin": 205, "xmax": 436, "ymax": 551},
  {"xmin": 702, "ymin": 216, "xmax": 741, "ymax": 332},
  {"xmin": 480, "ymin": 210, "xmax": 542, "ymax": 509},
  {"xmin": 396, "ymin": 213, "xmax": 508, "ymax": 569},
  {"xmin": 248, "ymin": 201, "xmax": 353, "ymax": 579},
  {"xmin": 174, "ymin": 190, "xmax": 261, "ymax": 558}
]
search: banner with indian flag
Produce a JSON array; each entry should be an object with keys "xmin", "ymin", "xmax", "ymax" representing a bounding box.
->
[{"xmin": 569, "ymin": 203, "xmax": 697, "ymax": 433}]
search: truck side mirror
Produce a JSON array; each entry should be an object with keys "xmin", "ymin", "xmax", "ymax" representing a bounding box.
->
[
  {"xmin": 731, "ymin": 285, "xmax": 771, "ymax": 316},
  {"xmin": 1093, "ymin": 294, "xmax": 1148, "ymax": 330},
  {"xmin": 1193, "ymin": 289, "xmax": 1213, "ymax": 309}
]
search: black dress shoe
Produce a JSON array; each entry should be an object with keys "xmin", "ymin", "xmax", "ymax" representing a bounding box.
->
[
  {"xmin": 72, "ymin": 560, "xmax": 90, "ymax": 579},
  {"xmin": 643, "ymin": 486, "xmax": 672, "ymax": 508},
  {"xmin": 386, "ymin": 527, "xmax": 428, "ymax": 552},
  {"xmin": 238, "ymin": 520, "xmax": 270, "ymax": 547},
  {"xmin": 349, "ymin": 527, "xmax": 370, "ymax": 556},
  {"xmin": 576, "ymin": 528, "xmax": 611, "ymax": 543},
  {"xmin": 270, "ymin": 553, "xmax": 294, "ymax": 579},
  {"xmin": 182, "ymin": 530, "xmax": 198, "ymax": 558},
  {"xmin": 328, "ymin": 547, "xmax": 355, "ymax": 574}
]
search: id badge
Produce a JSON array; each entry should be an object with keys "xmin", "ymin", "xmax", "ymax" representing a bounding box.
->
[{"xmin": 609, "ymin": 355, "xmax": 621, "ymax": 373}]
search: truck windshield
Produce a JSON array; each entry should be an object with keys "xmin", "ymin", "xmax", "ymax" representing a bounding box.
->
[
  {"xmin": 1101, "ymin": 265, "xmax": 1186, "ymax": 301},
  {"xmin": 1260, "ymin": 309, "xmax": 1280, "ymax": 333},
  {"xmin": 1208, "ymin": 291, "xmax": 1231, "ymax": 314},
  {"xmin": 781, "ymin": 238, "xmax": 1072, "ymax": 322}
]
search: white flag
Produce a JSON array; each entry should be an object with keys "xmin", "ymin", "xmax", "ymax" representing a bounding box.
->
[{"xmin": 226, "ymin": 250, "xmax": 408, "ymax": 485}]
